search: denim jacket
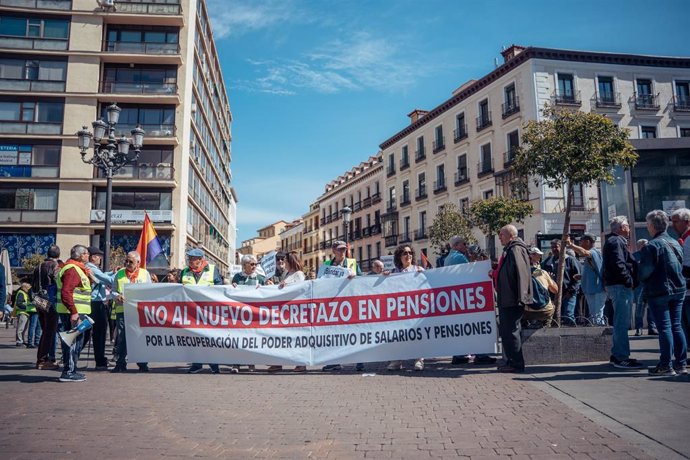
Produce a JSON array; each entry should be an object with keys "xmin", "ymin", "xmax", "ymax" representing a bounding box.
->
[{"xmin": 638, "ymin": 231, "xmax": 686, "ymax": 298}]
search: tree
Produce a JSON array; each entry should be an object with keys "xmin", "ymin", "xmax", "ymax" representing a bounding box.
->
[
  {"xmin": 469, "ymin": 196, "xmax": 533, "ymax": 245},
  {"xmin": 21, "ymin": 253, "xmax": 45, "ymax": 274},
  {"xmin": 110, "ymin": 247, "xmax": 127, "ymax": 271},
  {"xmin": 429, "ymin": 204, "xmax": 475, "ymax": 256},
  {"xmin": 515, "ymin": 105, "xmax": 637, "ymax": 319}
]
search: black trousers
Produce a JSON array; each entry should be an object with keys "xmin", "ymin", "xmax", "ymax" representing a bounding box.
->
[
  {"xmin": 91, "ymin": 300, "xmax": 109, "ymax": 367},
  {"xmin": 498, "ymin": 306, "xmax": 525, "ymax": 369}
]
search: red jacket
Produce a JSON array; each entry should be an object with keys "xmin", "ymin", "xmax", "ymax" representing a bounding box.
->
[{"xmin": 60, "ymin": 267, "xmax": 84, "ymax": 315}]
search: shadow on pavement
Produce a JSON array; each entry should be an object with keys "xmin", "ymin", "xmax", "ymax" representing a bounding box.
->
[{"xmin": 0, "ymin": 374, "xmax": 57, "ymax": 383}]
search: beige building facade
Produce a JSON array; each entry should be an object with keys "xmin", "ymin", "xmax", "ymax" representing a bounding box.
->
[
  {"xmin": 301, "ymin": 201, "xmax": 322, "ymax": 272},
  {"xmin": 279, "ymin": 219, "xmax": 303, "ymax": 260},
  {"xmin": 0, "ymin": 0, "xmax": 236, "ymax": 273},
  {"xmin": 238, "ymin": 220, "xmax": 288, "ymax": 258},
  {"xmin": 318, "ymin": 154, "xmax": 383, "ymax": 272}
]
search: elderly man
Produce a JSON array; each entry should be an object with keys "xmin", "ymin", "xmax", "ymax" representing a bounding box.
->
[
  {"xmin": 491, "ymin": 225, "xmax": 532, "ymax": 373},
  {"xmin": 603, "ymin": 216, "xmax": 643, "ymax": 370},
  {"xmin": 183, "ymin": 248, "xmax": 223, "ymax": 374},
  {"xmin": 446, "ymin": 236, "xmax": 470, "ymax": 265},
  {"xmin": 85, "ymin": 246, "xmax": 116, "ymax": 370},
  {"xmin": 232, "ymin": 254, "xmax": 267, "ymax": 286},
  {"xmin": 566, "ymin": 234, "xmax": 607, "ymax": 325},
  {"xmin": 367, "ymin": 259, "xmax": 384, "ymax": 275},
  {"xmin": 111, "ymin": 251, "xmax": 151, "ymax": 373},
  {"xmin": 671, "ymin": 208, "xmax": 690, "ymax": 344},
  {"xmin": 56, "ymin": 245, "xmax": 93, "ymax": 382}
]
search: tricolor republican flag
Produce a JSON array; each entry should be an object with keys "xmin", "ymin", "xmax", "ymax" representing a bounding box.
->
[{"xmin": 135, "ymin": 212, "xmax": 163, "ymax": 269}]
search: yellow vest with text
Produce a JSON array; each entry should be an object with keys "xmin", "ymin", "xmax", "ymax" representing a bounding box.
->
[
  {"xmin": 14, "ymin": 290, "xmax": 35, "ymax": 315},
  {"xmin": 56, "ymin": 264, "xmax": 92, "ymax": 314},
  {"xmin": 324, "ymin": 258, "xmax": 358, "ymax": 272},
  {"xmin": 114, "ymin": 268, "xmax": 150, "ymax": 314},
  {"xmin": 181, "ymin": 264, "xmax": 216, "ymax": 286}
]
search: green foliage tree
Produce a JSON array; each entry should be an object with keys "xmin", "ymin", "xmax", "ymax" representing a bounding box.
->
[
  {"xmin": 21, "ymin": 253, "xmax": 45, "ymax": 274},
  {"xmin": 429, "ymin": 204, "xmax": 476, "ymax": 256},
  {"xmin": 110, "ymin": 247, "xmax": 127, "ymax": 271},
  {"xmin": 515, "ymin": 105, "xmax": 638, "ymax": 317},
  {"xmin": 469, "ymin": 196, "xmax": 533, "ymax": 242}
]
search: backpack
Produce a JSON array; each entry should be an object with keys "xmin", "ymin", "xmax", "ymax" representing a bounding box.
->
[{"xmin": 528, "ymin": 269, "xmax": 550, "ymax": 310}]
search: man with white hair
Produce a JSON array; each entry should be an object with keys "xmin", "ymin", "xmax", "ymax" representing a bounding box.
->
[
  {"xmin": 602, "ymin": 216, "xmax": 643, "ymax": 369},
  {"xmin": 671, "ymin": 208, "xmax": 690, "ymax": 341},
  {"xmin": 446, "ymin": 235, "xmax": 470, "ymax": 265},
  {"xmin": 111, "ymin": 251, "xmax": 151, "ymax": 373},
  {"xmin": 367, "ymin": 259, "xmax": 384, "ymax": 275}
]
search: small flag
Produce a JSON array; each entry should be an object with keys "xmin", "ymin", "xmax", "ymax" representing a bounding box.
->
[
  {"xmin": 420, "ymin": 251, "xmax": 431, "ymax": 269},
  {"xmin": 135, "ymin": 212, "xmax": 163, "ymax": 269}
]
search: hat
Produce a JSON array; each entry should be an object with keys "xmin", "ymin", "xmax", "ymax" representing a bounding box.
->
[
  {"xmin": 528, "ymin": 247, "xmax": 544, "ymax": 256},
  {"xmin": 186, "ymin": 248, "xmax": 205, "ymax": 258},
  {"xmin": 276, "ymin": 251, "xmax": 286, "ymax": 259},
  {"xmin": 332, "ymin": 240, "xmax": 347, "ymax": 249},
  {"xmin": 580, "ymin": 233, "xmax": 596, "ymax": 242},
  {"xmin": 87, "ymin": 246, "xmax": 104, "ymax": 256}
]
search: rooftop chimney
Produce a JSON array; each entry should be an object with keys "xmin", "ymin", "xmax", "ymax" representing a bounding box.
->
[
  {"xmin": 501, "ymin": 45, "xmax": 527, "ymax": 64},
  {"xmin": 407, "ymin": 109, "xmax": 429, "ymax": 124}
]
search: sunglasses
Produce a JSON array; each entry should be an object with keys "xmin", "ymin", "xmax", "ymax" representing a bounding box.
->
[
  {"xmin": 402, "ymin": 251, "xmax": 413, "ymax": 255},
  {"xmin": 248, "ymin": 262, "xmax": 257, "ymax": 266}
]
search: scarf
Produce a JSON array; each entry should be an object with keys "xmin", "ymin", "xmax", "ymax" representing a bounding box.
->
[
  {"xmin": 189, "ymin": 259, "xmax": 209, "ymax": 274},
  {"xmin": 492, "ymin": 254, "xmax": 505, "ymax": 287},
  {"xmin": 66, "ymin": 258, "xmax": 92, "ymax": 277},
  {"xmin": 126, "ymin": 268, "xmax": 140, "ymax": 284},
  {"xmin": 679, "ymin": 228, "xmax": 690, "ymax": 246}
]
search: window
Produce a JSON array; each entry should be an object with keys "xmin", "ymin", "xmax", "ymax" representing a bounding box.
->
[
  {"xmin": 460, "ymin": 198, "xmax": 469, "ymax": 216},
  {"xmin": 100, "ymin": 104, "xmax": 174, "ymax": 135},
  {"xmin": 434, "ymin": 125, "xmax": 444, "ymax": 151},
  {"xmin": 95, "ymin": 189, "xmax": 172, "ymax": 211},
  {"xmin": 401, "ymin": 145, "xmax": 409, "ymax": 167},
  {"xmin": 403, "ymin": 216, "xmax": 410, "ymax": 240},
  {"xmin": 483, "ymin": 190, "xmax": 494, "ymax": 200},
  {"xmin": 0, "ymin": 187, "xmax": 57, "ymax": 210},
  {"xmin": 572, "ymin": 184, "xmax": 584, "ymax": 208},
  {"xmin": 0, "ymin": 144, "xmax": 60, "ymax": 178},
  {"xmin": 557, "ymin": 73, "xmax": 574, "ymax": 98},
  {"xmin": 402, "ymin": 180, "xmax": 410, "ymax": 203},
  {"xmin": 637, "ymin": 79, "xmax": 652, "ymax": 96},
  {"xmin": 416, "ymin": 136, "xmax": 425, "ymax": 159},
  {"xmin": 506, "ymin": 130, "xmax": 519, "ymax": 164},
  {"xmin": 597, "ymin": 76, "xmax": 615, "ymax": 102},
  {"xmin": 675, "ymin": 81, "xmax": 690, "ymax": 109},
  {"xmin": 388, "ymin": 186, "xmax": 395, "ymax": 208},
  {"xmin": 641, "ymin": 126, "xmax": 656, "ymax": 139},
  {"xmin": 0, "ymin": 15, "xmax": 69, "ymax": 39},
  {"xmin": 479, "ymin": 143, "xmax": 492, "ymax": 173},
  {"xmin": 456, "ymin": 154, "xmax": 468, "ymax": 183},
  {"xmin": 455, "ymin": 112, "xmax": 467, "ymax": 141},
  {"xmin": 436, "ymin": 164, "xmax": 445, "ymax": 189},
  {"xmin": 419, "ymin": 211, "xmax": 427, "ymax": 233},
  {"xmin": 503, "ymin": 83, "xmax": 518, "ymax": 116},
  {"xmin": 387, "ymin": 152, "xmax": 395, "ymax": 175},
  {"xmin": 101, "ymin": 147, "xmax": 173, "ymax": 180},
  {"xmin": 417, "ymin": 172, "xmax": 426, "ymax": 198},
  {"xmin": 478, "ymin": 99, "xmax": 490, "ymax": 128},
  {"xmin": 0, "ymin": 59, "xmax": 66, "ymax": 82},
  {"xmin": 0, "ymin": 100, "xmax": 63, "ymax": 123},
  {"xmin": 680, "ymin": 128, "xmax": 690, "ymax": 138},
  {"xmin": 376, "ymin": 241, "xmax": 381, "ymax": 259}
]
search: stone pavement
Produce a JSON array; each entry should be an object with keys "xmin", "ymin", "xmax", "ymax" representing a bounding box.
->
[{"xmin": 0, "ymin": 324, "xmax": 687, "ymax": 459}]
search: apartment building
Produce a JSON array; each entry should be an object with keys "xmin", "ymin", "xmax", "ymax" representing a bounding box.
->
[
  {"xmin": 238, "ymin": 220, "xmax": 288, "ymax": 258},
  {"xmin": 279, "ymin": 219, "xmax": 303, "ymax": 260},
  {"xmin": 318, "ymin": 154, "xmax": 383, "ymax": 272},
  {"xmin": 380, "ymin": 45, "xmax": 690, "ymax": 259},
  {"xmin": 0, "ymin": 0, "xmax": 236, "ymax": 273},
  {"xmin": 301, "ymin": 201, "xmax": 322, "ymax": 272}
]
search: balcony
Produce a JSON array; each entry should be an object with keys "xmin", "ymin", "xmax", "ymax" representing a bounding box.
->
[
  {"xmin": 476, "ymin": 112, "xmax": 492, "ymax": 132},
  {"xmin": 399, "ymin": 233, "xmax": 412, "ymax": 244},
  {"xmin": 415, "ymin": 186, "xmax": 427, "ymax": 201},
  {"xmin": 454, "ymin": 124, "xmax": 468, "ymax": 143},
  {"xmin": 0, "ymin": 78, "xmax": 65, "ymax": 93},
  {"xmin": 595, "ymin": 92, "xmax": 621, "ymax": 109},
  {"xmin": 362, "ymin": 196, "xmax": 372, "ymax": 208},
  {"xmin": 0, "ymin": 0, "xmax": 71, "ymax": 9},
  {"xmin": 634, "ymin": 93, "xmax": 660, "ymax": 110},
  {"xmin": 371, "ymin": 192, "xmax": 382, "ymax": 203},
  {"xmin": 386, "ymin": 165, "xmax": 396, "ymax": 177},
  {"xmin": 433, "ymin": 179, "xmax": 447, "ymax": 194},
  {"xmin": 673, "ymin": 95, "xmax": 690, "ymax": 112},
  {"xmin": 503, "ymin": 148, "xmax": 518, "ymax": 168},
  {"xmin": 112, "ymin": 123, "xmax": 175, "ymax": 137},
  {"xmin": 101, "ymin": 80, "xmax": 177, "ymax": 95},
  {"xmin": 362, "ymin": 227, "xmax": 371, "ymax": 237},
  {"xmin": 0, "ymin": 165, "xmax": 59, "ymax": 178},
  {"xmin": 0, "ymin": 36, "xmax": 68, "ymax": 51},
  {"xmin": 105, "ymin": 41, "xmax": 180, "ymax": 55},
  {"xmin": 320, "ymin": 217, "xmax": 326, "ymax": 225},
  {"xmin": 400, "ymin": 157, "xmax": 410, "ymax": 171},
  {"xmin": 0, "ymin": 121, "xmax": 61, "ymax": 135},
  {"xmin": 325, "ymin": 215, "xmax": 332, "ymax": 224},
  {"xmin": 96, "ymin": 162, "xmax": 174, "ymax": 180},
  {"xmin": 352, "ymin": 229, "xmax": 362, "ymax": 240},
  {"xmin": 385, "ymin": 235, "xmax": 398, "ymax": 247},
  {"xmin": 0, "ymin": 209, "xmax": 57, "ymax": 223},
  {"xmin": 399, "ymin": 194, "xmax": 411, "ymax": 207},
  {"xmin": 553, "ymin": 90, "xmax": 581, "ymax": 106},
  {"xmin": 331, "ymin": 212, "xmax": 339, "ymax": 221},
  {"xmin": 386, "ymin": 201, "xmax": 397, "ymax": 213},
  {"xmin": 477, "ymin": 158, "xmax": 494, "ymax": 178},
  {"xmin": 454, "ymin": 170, "xmax": 469, "ymax": 186},
  {"xmin": 415, "ymin": 147, "xmax": 426, "ymax": 163},
  {"xmin": 114, "ymin": 0, "xmax": 182, "ymax": 15},
  {"xmin": 370, "ymin": 224, "xmax": 381, "ymax": 235},
  {"xmin": 414, "ymin": 229, "xmax": 427, "ymax": 241},
  {"xmin": 433, "ymin": 137, "xmax": 445, "ymax": 154},
  {"xmin": 502, "ymin": 97, "xmax": 520, "ymax": 118},
  {"xmin": 352, "ymin": 201, "xmax": 361, "ymax": 211}
]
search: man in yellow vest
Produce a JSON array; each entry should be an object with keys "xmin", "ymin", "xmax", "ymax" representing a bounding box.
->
[
  {"xmin": 112, "ymin": 251, "xmax": 151, "ymax": 373},
  {"xmin": 182, "ymin": 248, "xmax": 222, "ymax": 374},
  {"xmin": 320, "ymin": 240, "xmax": 362, "ymax": 371},
  {"xmin": 57, "ymin": 245, "xmax": 93, "ymax": 382},
  {"xmin": 14, "ymin": 282, "xmax": 34, "ymax": 347}
]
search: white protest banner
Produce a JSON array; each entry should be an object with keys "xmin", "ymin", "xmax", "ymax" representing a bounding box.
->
[
  {"xmin": 316, "ymin": 264, "xmax": 350, "ymax": 279},
  {"xmin": 260, "ymin": 251, "xmax": 276, "ymax": 279},
  {"xmin": 124, "ymin": 262, "xmax": 497, "ymax": 365},
  {"xmin": 380, "ymin": 255, "xmax": 395, "ymax": 271},
  {"xmin": 229, "ymin": 264, "xmax": 242, "ymax": 276}
]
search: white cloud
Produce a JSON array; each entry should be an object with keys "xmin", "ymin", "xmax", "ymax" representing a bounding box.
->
[{"xmin": 206, "ymin": 0, "xmax": 307, "ymax": 39}]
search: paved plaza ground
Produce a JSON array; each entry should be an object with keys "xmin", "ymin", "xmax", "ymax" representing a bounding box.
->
[{"xmin": 0, "ymin": 325, "xmax": 688, "ymax": 459}]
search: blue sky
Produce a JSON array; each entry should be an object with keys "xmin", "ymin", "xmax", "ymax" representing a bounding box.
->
[{"xmin": 206, "ymin": 0, "xmax": 690, "ymax": 243}]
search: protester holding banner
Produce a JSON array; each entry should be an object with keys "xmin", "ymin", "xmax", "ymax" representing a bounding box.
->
[
  {"xmin": 112, "ymin": 251, "xmax": 151, "ymax": 373},
  {"xmin": 367, "ymin": 260, "xmax": 384, "ymax": 275},
  {"xmin": 386, "ymin": 244, "xmax": 426, "ymax": 371},
  {"xmin": 183, "ymin": 248, "xmax": 223, "ymax": 374},
  {"xmin": 232, "ymin": 255, "xmax": 268, "ymax": 287},
  {"xmin": 270, "ymin": 252, "xmax": 288, "ymax": 285},
  {"xmin": 492, "ymin": 225, "xmax": 533, "ymax": 373}
]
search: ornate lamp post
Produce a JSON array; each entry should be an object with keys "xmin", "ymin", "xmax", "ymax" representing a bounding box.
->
[
  {"xmin": 77, "ymin": 103, "xmax": 145, "ymax": 271},
  {"xmin": 342, "ymin": 205, "xmax": 352, "ymax": 257}
]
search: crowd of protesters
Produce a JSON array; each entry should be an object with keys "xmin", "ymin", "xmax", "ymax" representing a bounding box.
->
[{"xmin": 2, "ymin": 208, "xmax": 688, "ymax": 380}]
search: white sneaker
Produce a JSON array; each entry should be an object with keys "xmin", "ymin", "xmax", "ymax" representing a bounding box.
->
[
  {"xmin": 414, "ymin": 359, "xmax": 424, "ymax": 371},
  {"xmin": 386, "ymin": 360, "xmax": 402, "ymax": 371}
]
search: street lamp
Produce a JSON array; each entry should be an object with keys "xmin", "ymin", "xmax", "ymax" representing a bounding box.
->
[
  {"xmin": 77, "ymin": 102, "xmax": 145, "ymax": 271},
  {"xmin": 342, "ymin": 206, "xmax": 352, "ymax": 257}
]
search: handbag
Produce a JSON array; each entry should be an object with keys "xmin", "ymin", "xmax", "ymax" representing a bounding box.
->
[{"xmin": 32, "ymin": 262, "xmax": 54, "ymax": 314}]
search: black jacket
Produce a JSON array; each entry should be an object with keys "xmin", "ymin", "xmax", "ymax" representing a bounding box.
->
[
  {"xmin": 496, "ymin": 238, "xmax": 533, "ymax": 308},
  {"xmin": 553, "ymin": 254, "xmax": 582, "ymax": 295},
  {"xmin": 602, "ymin": 233, "xmax": 637, "ymax": 288}
]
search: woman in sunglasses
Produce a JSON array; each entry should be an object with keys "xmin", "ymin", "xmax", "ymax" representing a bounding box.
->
[{"xmin": 384, "ymin": 244, "xmax": 425, "ymax": 371}]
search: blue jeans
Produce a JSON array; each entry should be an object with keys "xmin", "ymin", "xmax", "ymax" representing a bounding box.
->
[
  {"xmin": 58, "ymin": 313, "xmax": 88, "ymax": 375},
  {"xmin": 634, "ymin": 286, "xmax": 656, "ymax": 331},
  {"xmin": 27, "ymin": 312, "xmax": 42, "ymax": 346},
  {"xmin": 608, "ymin": 285, "xmax": 633, "ymax": 361},
  {"xmin": 648, "ymin": 293, "xmax": 687, "ymax": 368},
  {"xmin": 561, "ymin": 294, "xmax": 577, "ymax": 322},
  {"xmin": 585, "ymin": 291, "xmax": 608, "ymax": 325}
]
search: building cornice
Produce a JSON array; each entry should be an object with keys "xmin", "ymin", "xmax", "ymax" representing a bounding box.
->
[{"xmin": 379, "ymin": 46, "xmax": 690, "ymax": 150}]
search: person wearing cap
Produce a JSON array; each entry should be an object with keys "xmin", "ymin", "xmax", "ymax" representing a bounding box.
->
[
  {"xmin": 85, "ymin": 246, "xmax": 116, "ymax": 370},
  {"xmin": 182, "ymin": 248, "xmax": 222, "ymax": 374},
  {"xmin": 111, "ymin": 251, "xmax": 151, "ymax": 373},
  {"xmin": 270, "ymin": 251, "xmax": 288, "ymax": 285},
  {"xmin": 320, "ymin": 240, "xmax": 361, "ymax": 371},
  {"xmin": 565, "ymin": 233, "xmax": 607, "ymax": 326},
  {"xmin": 526, "ymin": 247, "xmax": 558, "ymax": 325}
]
